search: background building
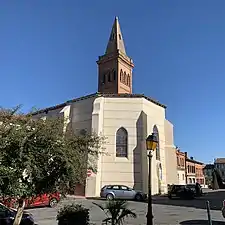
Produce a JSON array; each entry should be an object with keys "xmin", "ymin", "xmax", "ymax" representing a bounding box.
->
[
  {"xmin": 176, "ymin": 148, "xmax": 186, "ymax": 185},
  {"xmin": 214, "ymin": 158, "xmax": 225, "ymax": 181},
  {"xmin": 186, "ymin": 156, "xmax": 205, "ymax": 185},
  {"xmin": 203, "ymin": 164, "xmax": 214, "ymax": 186}
]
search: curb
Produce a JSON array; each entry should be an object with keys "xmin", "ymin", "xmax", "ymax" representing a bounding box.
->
[{"xmin": 66, "ymin": 195, "xmax": 86, "ymax": 200}]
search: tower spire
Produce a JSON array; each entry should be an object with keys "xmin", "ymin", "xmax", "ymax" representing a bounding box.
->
[
  {"xmin": 105, "ymin": 16, "xmax": 126, "ymax": 55},
  {"xmin": 97, "ymin": 17, "xmax": 134, "ymax": 94}
]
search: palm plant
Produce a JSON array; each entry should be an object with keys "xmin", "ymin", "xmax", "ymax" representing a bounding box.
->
[{"xmin": 93, "ymin": 200, "xmax": 137, "ymax": 225}]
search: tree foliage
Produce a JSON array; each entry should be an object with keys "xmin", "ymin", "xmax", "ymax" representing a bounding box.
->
[
  {"xmin": 57, "ymin": 203, "xmax": 90, "ymax": 225},
  {"xmin": 211, "ymin": 170, "xmax": 219, "ymax": 190},
  {"xmin": 0, "ymin": 107, "xmax": 104, "ymax": 197},
  {"xmin": 214, "ymin": 168, "xmax": 223, "ymax": 188}
]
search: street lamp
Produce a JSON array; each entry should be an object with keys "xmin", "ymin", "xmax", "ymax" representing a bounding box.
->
[{"xmin": 146, "ymin": 133, "xmax": 158, "ymax": 225}]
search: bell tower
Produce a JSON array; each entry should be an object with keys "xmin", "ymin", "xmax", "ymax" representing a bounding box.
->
[{"xmin": 97, "ymin": 17, "xmax": 134, "ymax": 94}]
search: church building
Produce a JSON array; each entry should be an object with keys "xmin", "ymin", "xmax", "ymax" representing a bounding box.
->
[{"xmin": 33, "ymin": 17, "xmax": 178, "ymax": 197}]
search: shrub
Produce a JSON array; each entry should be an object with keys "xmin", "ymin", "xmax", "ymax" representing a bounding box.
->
[
  {"xmin": 211, "ymin": 170, "xmax": 219, "ymax": 190},
  {"xmin": 214, "ymin": 168, "xmax": 224, "ymax": 188},
  {"xmin": 93, "ymin": 200, "xmax": 137, "ymax": 225},
  {"xmin": 57, "ymin": 203, "xmax": 90, "ymax": 225}
]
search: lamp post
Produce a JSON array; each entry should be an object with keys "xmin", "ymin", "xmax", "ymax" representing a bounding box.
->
[{"xmin": 146, "ymin": 133, "xmax": 158, "ymax": 225}]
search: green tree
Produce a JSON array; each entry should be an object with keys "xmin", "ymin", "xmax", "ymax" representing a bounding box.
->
[
  {"xmin": 214, "ymin": 168, "xmax": 223, "ymax": 188},
  {"xmin": 93, "ymin": 200, "xmax": 137, "ymax": 225},
  {"xmin": 0, "ymin": 107, "xmax": 104, "ymax": 225},
  {"xmin": 211, "ymin": 170, "xmax": 219, "ymax": 190}
]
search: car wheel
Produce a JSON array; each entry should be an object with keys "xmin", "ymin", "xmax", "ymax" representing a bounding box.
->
[
  {"xmin": 135, "ymin": 194, "xmax": 143, "ymax": 201},
  {"xmin": 49, "ymin": 198, "xmax": 58, "ymax": 208},
  {"xmin": 106, "ymin": 194, "xmax": 114, "ymax": 200}
]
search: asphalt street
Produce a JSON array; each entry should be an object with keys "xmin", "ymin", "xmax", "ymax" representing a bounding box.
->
[{"xmin": 28, "ymin": 190, "xmax": 225, "ymax": 225}]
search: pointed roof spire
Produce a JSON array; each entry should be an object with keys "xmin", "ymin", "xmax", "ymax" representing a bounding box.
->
[{"xmin": 105, "ymin": 17, "xmax": 126, "ymax": 55}]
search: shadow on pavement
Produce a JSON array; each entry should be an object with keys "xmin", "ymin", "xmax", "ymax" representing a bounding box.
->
[
  {"xmin": 180, "ymin": 220, "xmax": 225, "ymax": 225},
  {"xmin": 152, "ymin": 190, "xmax": 225, "ymax": 211}
]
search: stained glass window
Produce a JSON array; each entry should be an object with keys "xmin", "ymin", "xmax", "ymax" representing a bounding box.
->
[{"xmin": 116, "ymin": 127, "xmax": 128, "ymax": 157}]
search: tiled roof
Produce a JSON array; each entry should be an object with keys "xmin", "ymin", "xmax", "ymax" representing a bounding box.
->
[
  {"xmin": 215, "ymin": 158, "xmax": 225, "ymax": 164},
  {"xmin": 176, "ymin": 150, "xmax": 186, "ymax": 156},
  {"xmin": 31, "ymin": 92, "xmax": 166, "ymax": 116},
  {"xmin": 186, "ymin": 157, "xmax": 204, "ymax": 165}
]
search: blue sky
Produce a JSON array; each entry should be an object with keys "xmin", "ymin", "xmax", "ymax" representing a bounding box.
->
[{"xmin": 1, "ymin": 0, "xmax": 225, "ymax": 163}]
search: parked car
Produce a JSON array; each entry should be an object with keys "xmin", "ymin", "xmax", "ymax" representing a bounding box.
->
[
  {"xmin": 100, "ymin": 185, "xmax": 147, "ymax": 201},
  {"xmin": 0, "ymin": 203, "xmax": 34, "ymax": 225},
  {"xmin": 168, "ymin": 184, "xmax": 195, "ymax": 199},
  {"xmin": 1, "ymin": 192, "xmax": 61, "ymax": 209},
  {"xmin": 186, "ymin": 183, "xmax": 203, "ymax": 197}
]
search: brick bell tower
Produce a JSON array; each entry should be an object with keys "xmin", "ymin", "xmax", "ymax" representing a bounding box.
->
[{"xmin": 97, "ymin": 17, "xmax": 134, "ymax": 94}]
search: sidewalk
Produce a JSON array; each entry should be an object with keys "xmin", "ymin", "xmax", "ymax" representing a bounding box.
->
[{"xmin": 65, "ymin": 195, "xmax": 86, "ymax": 200}]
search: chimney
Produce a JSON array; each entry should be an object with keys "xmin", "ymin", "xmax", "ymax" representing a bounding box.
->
[{"xmin": 190, "ymin": 156, "xmax": 193, "ymax": 160}]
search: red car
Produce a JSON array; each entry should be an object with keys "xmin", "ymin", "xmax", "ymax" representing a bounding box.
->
[{"xmin": 1, "ymin": 192, "xmax": 61, "ymax": 209}]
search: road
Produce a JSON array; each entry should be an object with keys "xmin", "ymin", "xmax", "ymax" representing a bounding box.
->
[{"xmin": 28, "ymin": 190, "xmax": 225, "ymax": 225}]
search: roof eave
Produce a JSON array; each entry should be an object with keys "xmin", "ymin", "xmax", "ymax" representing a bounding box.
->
[{"xmin": 30, "ymin": 92, "xmax": 166, "ymax": 116}]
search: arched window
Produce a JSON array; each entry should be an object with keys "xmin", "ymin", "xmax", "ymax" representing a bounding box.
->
[
  {"xmin": 153, "ymin": 125, "xmax": 160, "ymax": 160},
  {"xmin": 123, "ymin": 71, "xmax": 126, "ymax": 84},
  {"xmin": 116, "ymin": 127, "xmax": 128, "ymax": 157},
  {"xmin": 120, "ymin": 69, "xmax": 123, "ymax": 81},
  {"xmin": 113, "ymin": 69, "xmax": 116, "ymax": 80},
  {"xmin": 108, "ymin": 71, "xmax": 111, "ymax": 82},
  {"xmin": 177, "ymin": 156, "xmax": 179, "ymax": 166},
  {"xmin": 127, "ymin": 75, "xmax": 130, "ymax": 86},
  {"xmin": 102, "ymin": 74, "xmax": 106, "ymax": 84}
]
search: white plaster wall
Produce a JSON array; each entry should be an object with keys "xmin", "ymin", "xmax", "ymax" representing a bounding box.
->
[
  {"xmin": 96, "ymin": 97, "xmax": 167, "ymax": 196},
  {"xmin": 69, "ymin": 97, "xmax": 98, "ymax": 197},
  {"xmin": 71, "ymin": 98, "xmax": 95, "ymax": 134},
  {"xmin": 177, "ymin": 170, "xmax": 186, "ymax": 185},
  {"xmin": 33, "ymin": 97, "xmax": 97, "ymax": 197},
  {"xmin": 143, "ymin": 99, "xmax": 167, "ymax": 194},
  {"xmin": 90, "ymin": 97, "xmax": 105, "ymax": 197},
  {"xmin": 164, "ymin": 120, "xmax": 178, "ymax": 187},
  {"xmin": 32, "ymin": 96, "xmax": 174, "ymax": 197},
  {"xmin": 60, "ymin": 105, "xmax": 71, "ymax": 133},
  {"xmin": 32, "ymin": 107, "xmax": 64, "ymax": 119}
]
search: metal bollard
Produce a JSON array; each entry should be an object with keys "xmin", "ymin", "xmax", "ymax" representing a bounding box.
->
[{"xmin": 206, "ymin": 201, "xmax": 212, "ymax": 225}]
